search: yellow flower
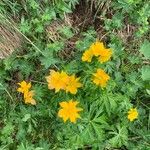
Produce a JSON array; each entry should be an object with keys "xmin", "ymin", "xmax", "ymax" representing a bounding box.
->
[
  {"xmin": 46, "ymin": 70, "xmax": 82, "ymax": 94},
  {"xmin": 90, "ymin": 41, "xmax": 105, "ymax": 56},
  {"xmin": 17, "ymin": 81, "xmax": 31, "ymax": 93},
  {"xmin": 24, "ymin": 90, "xmax": 36, "ymax": 105},
  {"xmin": 58, "ymin": 100, "xmax": 83, "ymax": 123},
  {"xmin": 17, "ymin": 81, "xmax": 36, "ymax": 105},
  {"xmin": 81, "ymin": 41, "xmax": 112, "ymax": 63},
  {"xmin": 46, "ymin": 70, "xmax": 69, "ymax": 92},
  {"xmin": 65, "ymin": 75, "xmax": 82, "ymax": 94},
  {"xmin": 127, "ymin": 108, "xmax": 138, "ymax": 121},
  {"xmin": 98, "ymin": 48, "xmax": 112, "ymax": 63},
  {"xmin": 82, "ymin": 49, "xmax": 93, "ymax": 62},
  {"xmin": 93, "ymin": 69, "xmax": 110, "ymax": 88}
]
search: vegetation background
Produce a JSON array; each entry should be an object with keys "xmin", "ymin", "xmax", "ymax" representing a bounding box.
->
[{"xmin": 0, "ymin": 0, "xmax": 150, "ymax": 149}]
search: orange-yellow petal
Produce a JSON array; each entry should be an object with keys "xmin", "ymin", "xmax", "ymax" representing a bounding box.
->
[
  {"xmin": 127, "ymin": 108, "xmax": 138, "ymax": 121},
  {"xmin": 46, "ymin": 70, "xmax": 69, "ymax": 92},
  {"xmin": 24, "ymin": 90, "xmax": 36, "ymax": 105},
  {"xmin": 58, "ymin": 100, "xmax": 82, "ymax": 123},
  {"xmin": 98, "ymin": 48, "xmax": 112, "ymax": 63},
  {"xmin": 90, "ymin": 41, "xmax": 105, "ymax": 56},
  {"xmin": 82, "ymin": 49, "xmax": 93, "ymax": 62},
  {"xmin": 93, "ymin": 69, "xmax": 110, "ymax": 88},
  {"xmin": 65, "ymin": 75, "xmax": 82, "ymax": 94},
  {"xmin": 17, "ymin": 81, "xmax": 31, "ymax": 93}
]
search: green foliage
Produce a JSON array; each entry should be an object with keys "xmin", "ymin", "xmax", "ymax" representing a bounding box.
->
[
  {"xmin": 139, "ymin": 40, "xmax": 150, "ymax": 59},
  {"xmin": 0, "ymin": 0, "xmax": 150, "ymax": 149},
  {"xmin": 141, "ymin": 65, "xmax": 150, "ymax": 81}
]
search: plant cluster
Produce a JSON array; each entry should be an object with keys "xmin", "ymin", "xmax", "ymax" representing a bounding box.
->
[{"xmin": 0, "ymin": 0, "xmax": 150, "ymax": 149}]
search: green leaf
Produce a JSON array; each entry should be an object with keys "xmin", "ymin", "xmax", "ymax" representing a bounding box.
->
[
  {"xmin": 139, "ymin": 40, "xmax": 150, "ymax": 59},
  {"xmin": 3, "ymin": 56, "xmax": 15, "ymax": 70},
  {"xmin": 146, "ymin": 89, "xmax": 150, "ymax": 95},
  {"xmin": 40, "ymin": 56, "xmax": 58, "ymax": 69},
  {"xmin": 58, "ymin": 26, "xmax": 74, "ymax": 39},
  {"xmin": 20, "ymin": 17, "xmax": 31, "ymax": 34},
  {"xmin": 33, "ymin": 85, "xmax": 45, "ymax": 101},
  {"xmin": 1, "ymin": 122, "xmax": 14, "ymax": 136},
  {"xmin": 109, "ymin": 125, "xmax": 128, "ymax": 147},
  {"xmin": 47, "ymin": 41, "xmax": 64, "ymax": 52},
  {"xmin": 35, "ymin": 24, "xmax": 44, "ymax": 33},
  {"xmin": 29, "ymin": 0, "xmax": 39, "ymax": 9},
  {"xmin": 22, "ymin": 114, "xmax": 31, "ymax": 122},
  {"xmin": 35, "ymin": 148, "xmax": 44, "ymax": 150},
  {"xmin": 40, "ymin": 49, "xmax": 59, "ymax": 69},
  {"xmin": 141, "ymin": 65, "xmax": 150, "ymax": 81},
  {"xmin": 42, "ymin": 8, "xmax": 56, "ymax": 21}
]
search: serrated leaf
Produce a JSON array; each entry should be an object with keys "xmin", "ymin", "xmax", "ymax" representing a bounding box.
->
[
  {"xmin": 139, "ymin": 40, "xmax": 150, "ymax": 59},
  {"xmin": 22, "ymin": 114, "xmax": 31, "ymax": 122},
  {"xmin": 1, "ymin": 122, "xmax": 14, "ymax": 136},
  {"xmin": 58, "ymin": 26, "xmax": 74, "ymax": 39},
  {"xmin": 40, "ymin": 56, "xmax": 58, "ymax": 69},
  {"xmin": 141, "ymin": 65, "xmax": 150, "ymax": 81},
  {"xmin": 20, "ymin": 17, "xmax": 31, "ymax": 33},
  {"xmin": 47, "ymin": 42, "xmax": 64, "ymax": 52},
  {"xmin": 33, "ymin": 85, "xmax": 45, "ymax": 101},
  {"xmin": 3, "ymin": 56, "xmax": 15, "ymax": 70},
  {"xmin": 40, "ymin": 49, "xmax": 59, "ymax": 69}
]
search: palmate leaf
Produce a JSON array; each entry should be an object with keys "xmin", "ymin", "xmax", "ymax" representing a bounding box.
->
[
  {"xmin": 68, "ymin": 103, "xmax": 107, "ymax": 148},
  {"xmin": 40, "ymin": 56, "xmax": 58, "ymax": 69},
  {"xmin": 58, "ymin": 26, "xmax": 74, "ymax": 39},
  {"xmin": 77, "ymin": 122, "xmax": 104, "ymax": 147},
  {"xmin": 33, "ymin": 85, "xmax": 46, "ymax": 101},
  {"xmin": 47, "ymin": 41, "xmax": 64, "ymax": 52},
  {"xmin": 98, "ymin": 93, "xmax": 118, "ymax": 116},
  {"xmin": 17, "ymin": 142, "xmax": 35, "ymax": 150},
  {"xmin": 40, "ymin": 49, "xmax": 59, "ymax": 69},
  {"xmin": 141, "ymin": 65, "xmax": 150, "ymax": 81},
  {"xmin": 0, "ymin": 122, "xmax": 14, "ymax": 144},
  {"xmin": 1, "ymin": 122, "xmax": 14, "ymax": 136},
  {"xmin": 77, "ymin": 104, "xmax": 106, "ymax": 145},
  {"xmin": 109, "ymin": 124, "xmax": 128, "ymax": 147},
  {"xmin": 139, "ymin": 40, "xmax": 150, "ymax": 59},
  {"xmin": 22, "ymin": 114, "xmax": 31, "ymax": 122}
]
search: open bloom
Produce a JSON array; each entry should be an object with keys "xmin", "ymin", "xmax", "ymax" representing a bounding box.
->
[
  {"xmin": 58, "ymin": 100, "xmax": 83, "ymax": 123},
  {"xmin": 98, "ymin": 48, "xmax": 112, "ymax": 63},
  {"xmin": 65, "ymin": 75, "xmax": 82, "ymax": 94},
  {"xmin": 17, "ymin": 81, "xmax": 36, "ymax": 105},
  {"xmin": 82, "ymin": 49, "xmax": 93, "ymax": 62},
  {"xmin": 90, "ymin": 41, "xmax": 105, "ymax": 56},
  {"xmin": 17, "ymin": 81, "xmax": 31, "ymax": 93},
  {"xmin": 46, "ymin": 70, "xmax": 69, "ymax": 93},
  {"xmin": 127, "ymin": 108, "xmax": 138, "ymax": 121},
  {"xmin": 82, "ymin": 41, "xmax": 112, "ymax": 63},
  {"xmin": 93, "ymin": 69, "xmax": 110, "ymax": 88},
  {"xmin": 24, "ymin": 90, "xmax": 36, "ymax": 105},
  {"xmin": 46, "ymin": 70, "xmax": 82, "ymax": 94}
]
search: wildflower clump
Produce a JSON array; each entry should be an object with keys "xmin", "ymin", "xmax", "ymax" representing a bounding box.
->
[
  {"xmin": 127, "ymin": 108, "xmax": 138, "ymax": 121},
  {"xmin": 46, "ymin": 70, "xmax": 82, "ymax": 94},
  {"xmin": 82, "ymin": 41, "xmax": 112, "ymax": 63},
  {"xmin": 58, "ymin": 100, "xmax": 83, "ymax": 123},
  {"xmin": 93, "ymin": 69, "xmax": 110, "ymax": 88},
  {"xmin": 17, "ymin": 81, "xmax": 36, "ymax": 105}
]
